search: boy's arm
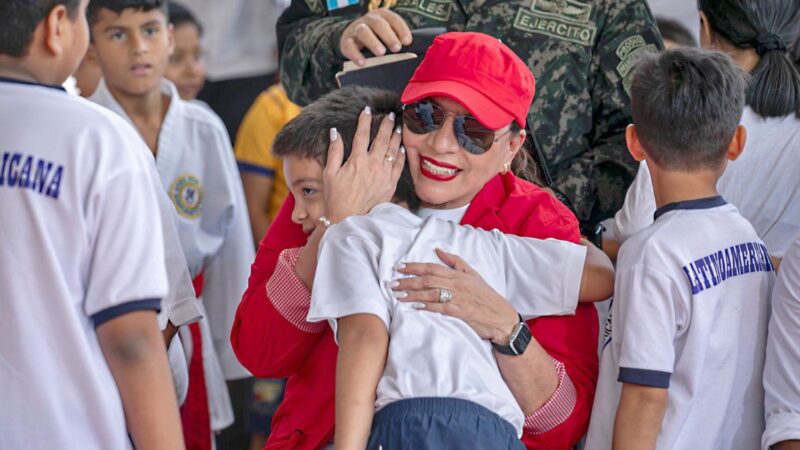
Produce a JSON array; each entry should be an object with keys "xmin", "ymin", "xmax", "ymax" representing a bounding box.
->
[
  {"xmin": 335, "ymin": 314, "xmax": 389, "ymax": 450},
  {"xmin": 97, "ymin": 310, "xmax": 184, "ymax": 450},
  {"xmin": 612, "ymin": 383, "xmax": 668, "ymax": 450},
  {"xmin": 578, "ymin": 238, "xmax": 616, "ymax": 302}
]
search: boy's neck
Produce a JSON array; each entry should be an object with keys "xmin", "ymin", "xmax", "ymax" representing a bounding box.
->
[
  {"xmin": 107, "ymin": 79, "xmax": 171, "ymax": 155},
  {"xmin": 648, "ymin": 162, "xmax": 722, "ymax": 210},
  {"xmin": 108, "ymin": 80, "xmax": 168, "ymax": 120},
  {"xmin": 0, "ymin": 61, "xmax": 60, "ymax": 86}
]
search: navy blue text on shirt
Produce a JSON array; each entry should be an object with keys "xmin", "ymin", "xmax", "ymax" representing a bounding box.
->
[
  {"xmin": 682, "ymin": 241, "xmax": 773, "ymax": 295},
  {"xmin": 0, "ymin": 152, "xmax": 64, "ymax": 199}
]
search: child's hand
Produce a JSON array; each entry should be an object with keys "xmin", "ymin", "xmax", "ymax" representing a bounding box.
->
[{"xmin": 323, "ymin": 107, "xmax": 405, "ymax": 223}]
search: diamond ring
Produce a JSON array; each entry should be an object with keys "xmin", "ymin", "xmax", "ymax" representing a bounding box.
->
[{"xmin": 438, "ymin": 288, "xmax": 453, "ymax": 304}]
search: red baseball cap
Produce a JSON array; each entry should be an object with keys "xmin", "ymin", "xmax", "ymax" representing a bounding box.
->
[{"xmin": 401, "ymin": 32, "xmax": 536, "ymax": 130}]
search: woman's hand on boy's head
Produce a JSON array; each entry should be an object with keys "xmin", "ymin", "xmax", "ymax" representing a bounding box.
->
[{"xmin": 323, "ymin": 107, "xmax": 405, "ymax": 223}]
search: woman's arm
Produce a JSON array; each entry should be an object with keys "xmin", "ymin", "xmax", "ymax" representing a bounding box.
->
[
  {"xmin": 335, "ymin": 314, "xmax": 389, "ymax": 450},
  {"xmin": 578, "ymin": 238, "xmax": 615, "ymax": 302}
]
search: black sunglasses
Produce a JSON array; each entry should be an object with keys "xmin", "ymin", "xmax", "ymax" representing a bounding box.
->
[{"xmin": 401, "ymin": 100, "xmax": 513, "ymax": 155}]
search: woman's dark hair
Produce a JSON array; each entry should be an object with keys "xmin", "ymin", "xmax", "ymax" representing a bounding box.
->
[
  {"xmin": 657, "ymin": 17, "xmax": 697, "ymax": 47},
  {"xmin": 168, "ymin": 2, "xmax": 202, "ymax": 35},
  {"xmin": 508, "ymin": 123, "xmax": 540, "ymax": 185},
  {"xmin": 699, "ymin": 0, "xmax": 800, "ymax": 118}
]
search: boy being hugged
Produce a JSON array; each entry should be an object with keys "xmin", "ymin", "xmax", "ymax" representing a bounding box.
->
[
  {"xmin": 0, "ymin": 0, "xmax": 183, "ymax": 449},
  {"xmin": 585, "ymin": 48, "xmax": 775, "ymax": 450},
  {"xmin": 86, "ymin": 0, "xmax": 254, "ymax": 446}
]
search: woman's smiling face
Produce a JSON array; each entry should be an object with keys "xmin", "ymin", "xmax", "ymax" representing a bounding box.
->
[{"xmin": 402, "ymin": 96, "xmax": 525, "ymax": 209}]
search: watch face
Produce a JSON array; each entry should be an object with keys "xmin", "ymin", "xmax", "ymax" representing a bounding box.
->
[{"xmin": 510, "ymin": 322, "xmax": 532, "ymax": 355}]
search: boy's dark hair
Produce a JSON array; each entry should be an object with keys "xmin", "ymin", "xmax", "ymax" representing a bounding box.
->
[
  {"xmin": 274, "ymin": 86, "xmax": 419, "ymax": 211},
  {"xmin": 699, "ymin": 0, "xmax": 800, "ymax": 118},
  {"xmin": 657, "ymin": 17, "xmax": 697, "ymax": 48},
  {"xmin": 630, "ymin": 48, "xmax": 746, "ymax": 171},
  {"xmin": 0, "ymin": 0, "xmax": 80, "ymax": 57},
  {"xmin": 168, "ymin": 2, "xmax": 202, "ymax": 35},
  {"xmin": 87, "ymin": 0, "xmax": 168, "ymax": 27}
]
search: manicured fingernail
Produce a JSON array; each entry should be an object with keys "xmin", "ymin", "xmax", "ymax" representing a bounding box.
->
[
  {"xmin": 357, "ymin": 59, "xmax": 366, "ymax": 67},
  {"xmin": 386, "ymin": 280, "xmax": 400, "ymax": 289},
  {"xmin": 394, "ymin": 262, "xmax": 406, "ymax": 270},
  {"xmin": 377, "ymin": 45, "xmax": 386, "ymax": 54},
  {"xmin": 393, "ymin": 291, "xmax": 407, "ymax": 298},
  {"xmin": 412, "ymin": 303, "xmax": 426, "ymax": 309},
  {"xmin": 330, "ymin": 127, "xmax": 338, "ymax": 141},
  {"xmin": 364, "ymin": 106, "xmax": 372, "ymax": 115},
  {"xmin": 399, "ymin": 145, "xmax": 406, "ymax": 154},
  {"xmin": 392, "ymin": 44, "xmax": 401, "ymax": 52},
  {"xmin": 388, "ymin": 112, "xmax": 395, "ymax": 121},
  {"xmin": 394, "ymin": 125, "xmax": 402, "ymax": 134}
]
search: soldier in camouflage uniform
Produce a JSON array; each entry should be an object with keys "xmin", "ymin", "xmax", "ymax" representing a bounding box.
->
[{"xmin": 277, "ymin": 0, "xmax": 663, "ymax": 236}]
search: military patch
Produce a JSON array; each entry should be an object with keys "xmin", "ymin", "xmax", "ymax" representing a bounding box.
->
[
  {"xmin": 513, "ymin": 0, "xmax": 597, "ymax": 47},
  {"xmin": 395, "ymin": 0, "xmax": 452, "ymax": 22},
  {"xmin": 170, "ymin": 174, "xmax": 203, "ymax": 219},
  {"xmin": 304, "ymin": 0, "xmax": 326, "ymax": 15},
  {"xmin": 615, "ymin": 34, "xmax": 659, "ymax": 94},
  {"xmin": 326, "ymin": 0, "xmax": 360, "ymax": 11},
  {"xmin": 368, "ymin": 0, "xmax": 397, "ymax": 11}
]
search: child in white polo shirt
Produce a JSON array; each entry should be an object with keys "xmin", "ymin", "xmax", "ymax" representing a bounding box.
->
[
  {"xmin": 0, "ymin": 0, "xmax": 183, "ymax": 448},
  {"xmin": 585, "ymin": 48, "xmax": 775, "ymax": 450}
]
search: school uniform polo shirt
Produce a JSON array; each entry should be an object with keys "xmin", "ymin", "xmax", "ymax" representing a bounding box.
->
[
  {"xmin": 586, "ymin": 197, "xmax": 774, "ymax": 450},
  {"xmin": 0, "ymin": 78, "xmax": 168, "ymax": 449},
  {"xmin": 308, "ymin": 203, "xmax": 586, "ymax": 435}
]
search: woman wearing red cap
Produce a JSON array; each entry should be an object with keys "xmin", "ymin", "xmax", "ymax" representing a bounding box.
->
[{"xmin": 232, "ymin": 32, "xmax": 599, "ymax": 450}]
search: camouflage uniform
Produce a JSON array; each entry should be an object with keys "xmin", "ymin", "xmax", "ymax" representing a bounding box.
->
[{"xmin": 277, "ymin": 0, "xmax": 663, "ymax": 233}]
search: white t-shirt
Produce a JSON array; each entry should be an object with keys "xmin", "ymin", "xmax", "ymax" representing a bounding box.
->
[
  {"xmin": 607, "ymin": 107, "xmax": 800, "ymax": 257},
  {"xmin": 0, "ymin": 79, "xmax": 168, "ymax": 449},
  {"xmin": 763, "ymin": 236, "xmax": 800, "ymax": 449},
  {"xmin": 308, "ymin": 203, "xmax": 587, "ymax": 435},
  {"xmin": 586, "ymin": 198, "xmax": 774, "ymax": 450},
  {"xmin": 180, "ymin": 0, "xmax": 287, "ymax": 80}
]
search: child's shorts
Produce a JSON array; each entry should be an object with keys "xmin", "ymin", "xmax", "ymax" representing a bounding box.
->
[{"xmin": 366, "ymin": 397, "xmax": 524, "ymax": 450}]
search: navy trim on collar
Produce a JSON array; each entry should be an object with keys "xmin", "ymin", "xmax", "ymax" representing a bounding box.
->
[
  {"xmin": 653, "ymin": 195, "xmax": 727, "ymax": 221},
  {"xmin": 0, "ymin": 76, "xmax": 66, "ymax": 92}
]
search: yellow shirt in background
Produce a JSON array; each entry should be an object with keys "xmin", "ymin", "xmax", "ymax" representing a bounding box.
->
[{"xmin": 234, "ymin": 84, "xmax": 302, "ymax": 221}]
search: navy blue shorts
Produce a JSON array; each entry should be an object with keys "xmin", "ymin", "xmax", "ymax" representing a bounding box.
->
[{"xmin": 367, "ymin": 397, "xmax": 525, "ymax": 450}]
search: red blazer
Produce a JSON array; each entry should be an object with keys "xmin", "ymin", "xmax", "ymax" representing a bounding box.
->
[{"xmin": 231, "ymin": 173, "xmax": 599, "ymax": 450}]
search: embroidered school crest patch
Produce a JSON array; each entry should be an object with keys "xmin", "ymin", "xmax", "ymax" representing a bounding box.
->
[
  {"xmin": 170, "ymin": 174, "xmax": 203, "ymax": 219},
  {"xmin": 513, "ymin": 0, "xmax": 597, "ymax": 46}
]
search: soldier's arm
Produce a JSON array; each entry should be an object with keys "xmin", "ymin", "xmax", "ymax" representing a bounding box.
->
[
  {"xmin": 551, "ymin": 0, "xmax": 663, "ymax": 229},
  {"xmin": 277, "ymin": 1, "xmax": 362, "ymax": 106}
]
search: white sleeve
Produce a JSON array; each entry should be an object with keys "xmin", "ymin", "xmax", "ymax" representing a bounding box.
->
[
  {"xmin": 199, "ymin": 127, "xmax": 255, "ymax": 379},
  {"xmin": 607, "ymin": 161, "xmax": 657, "ymax": 244},
  {"xmin": 615, "ymin": 264, "xmax": 686, "ymax": 388},
  {"xmin": 143, "ymin": 157, "xmax": 202, "ymax": 330},
  {"xmin": 84, "ymin": 146, "xmax": 168, "ymax": 326},
  {"xmin": 763, "ymin": 238, "xmax": 800, "ymax": 449},
  {"xmin": 309, "ymin": 234, "xmax": 390, "ymax": 343},
  {"xmin": 491, "ymin": 231, "xmax": 587, "ymax": 319}
]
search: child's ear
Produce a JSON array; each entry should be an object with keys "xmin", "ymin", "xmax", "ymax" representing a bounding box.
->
[
  {"xmin": 44, "ymin": 4, "xmax": 70, "ymax": 56},
  {"xmin": 726, "ymin": 124, "xmax": 747, "ymax": 161},
  {"xmin": 625, "ymin": 124, "xmax": 646, "ymax": 162},
  {"xmin": 167, "ymin": 23, "xmax": 176, "ymax": 56}
]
